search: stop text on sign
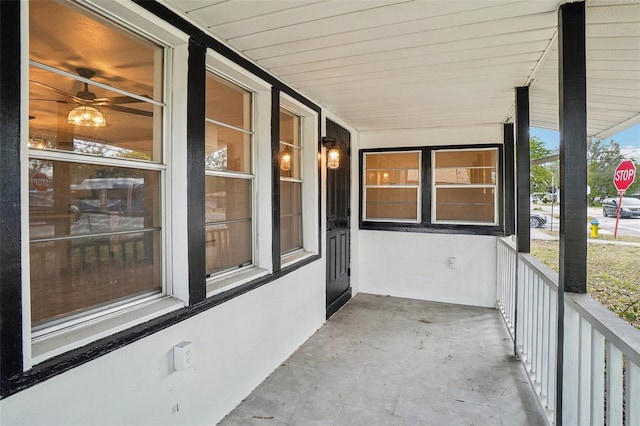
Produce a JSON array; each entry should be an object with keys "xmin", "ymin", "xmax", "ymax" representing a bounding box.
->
[
  {"xmin": 31, "ymin": 173, "xmax": 50, "ymax": 192},
  {"xmin": 615, "ymin": 168, "xmax": 635, "ymax": 181}
]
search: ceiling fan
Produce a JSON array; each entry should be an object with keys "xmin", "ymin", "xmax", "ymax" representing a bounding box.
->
[{"xmin": 30, "ymin": 67, "xmax": 152, "ymax": 126}]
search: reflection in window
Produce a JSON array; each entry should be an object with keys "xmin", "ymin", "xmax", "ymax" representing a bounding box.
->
[
  {"xmin": 363, "ymin": 151, "xmax": 421, "ymax": 222},
  {"xmin": 280, "ymin": 109, "xmax": 303, "ymax": 254},
  {"xmin": 28, "ymin": 1, "xmax": 165, "ymax": 328},
  {"xmin": 433, "ymin": 148, "xmax": 498, "ymax": 224},
  {"xmin": 205, "ymin": 72, "xmax": 254, "ymax": 278}
]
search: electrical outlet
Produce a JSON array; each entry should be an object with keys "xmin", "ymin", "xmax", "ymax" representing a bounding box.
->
[
  {"xmin": 448, "ymin": 257, "xmax": 456, "ymax": 269},
  {"xmin": 173, "ymin": 341, "xmax": 192, "ymax": 371}
]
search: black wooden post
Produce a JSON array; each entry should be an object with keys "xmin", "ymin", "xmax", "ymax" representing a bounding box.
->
[
  {"xmin": 504, "ymin": 123, "xmax": 516, "ymax": 236},
  {"xmin": 515, "ymin": 87, "xmax": 530, "ymax": 253},
  {"xmin": 187, "ymin": 39, "xmax": 207, "ymax": 304},
  {"xmin": 556, "ymin": 3, "xmax": 587, "ymax": 425},
  {"xmin": 558, "ymin": 3, "xmax": 587, "ymax": 294},
  {"xmin": 0, "ymin": 0, "xmax": 24, "ymax": 389}
]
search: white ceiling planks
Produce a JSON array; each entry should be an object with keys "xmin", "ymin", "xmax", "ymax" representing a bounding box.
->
[
  {"xmin": 529, "ymin": 1, "xmax": 640, "ymax": 136},
  {"xmin": 164, "ymin": 0, "xmax": 640, "ymax": 136}
]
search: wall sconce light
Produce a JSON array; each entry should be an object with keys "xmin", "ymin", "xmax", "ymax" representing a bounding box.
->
[
  {"xmin": 322, "ymin": 136, "xmax": 340, "ymax": 170},
  {"xmin": 280, "ymin": 149, "xmax": 292, "ymax": 171},
  {"xmin": 67, "ymin": 105, "xmax": 107, "ymax": 127}
]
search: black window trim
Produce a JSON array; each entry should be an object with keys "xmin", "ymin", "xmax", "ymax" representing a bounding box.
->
[{"xmin": 359, "ymin": 144, "xmax": 504, "ymax": 237}]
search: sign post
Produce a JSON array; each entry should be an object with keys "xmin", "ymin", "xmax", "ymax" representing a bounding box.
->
[{"xmin": 612, "ymin": 160, "xmax": 637, "ymax": 238}]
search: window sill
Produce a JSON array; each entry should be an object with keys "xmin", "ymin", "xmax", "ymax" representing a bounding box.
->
[
  {"xmin": 206, "ymin": 266, "xmax": 270, "ymax": 297},
  {"xmin": 31, "ymin": 297, "xmax": 185, "ymax": 365},
  {"xmin": 281, "ymin": 250, "xmax": 316, "ymax": 268}
]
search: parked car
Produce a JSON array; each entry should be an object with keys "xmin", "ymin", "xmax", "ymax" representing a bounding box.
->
[
  {"xmin": 602, "ymin": 197, "xmax": 640, "ymax": 218},
  {"xmin": 530, "ymin": 212, "xmax": 547, "ymax": 228}
]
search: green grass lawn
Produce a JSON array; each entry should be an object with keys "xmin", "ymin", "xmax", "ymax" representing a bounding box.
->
[{"xmin": 531, "ymin": 240, "xmax": 640, "ymax": 329}]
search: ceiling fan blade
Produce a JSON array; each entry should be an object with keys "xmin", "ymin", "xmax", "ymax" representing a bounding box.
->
[
  {"xmin": 30, "ymin": 80, "xmax": 74, "ymax": 99},
  {"xmin": 109, "ymin": 104, "xmax": 153, "ymax": 117},
  {"xmin": 30, "ymin": 98, "xmax": 71, "ymax": 103},
  {"xmin": 107, "ymin": 95, "xmax": 150, "ymax": 105}
]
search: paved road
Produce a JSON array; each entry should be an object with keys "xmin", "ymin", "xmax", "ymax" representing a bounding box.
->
[{"xmin": 531, "ymin": 203, "xmax": 640, "ymax": 237}]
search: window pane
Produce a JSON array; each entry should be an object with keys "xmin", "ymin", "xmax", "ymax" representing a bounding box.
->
[
  {"xmin": 30, "ymin": 1, "xmax": 163, "ymax": 102},
  {"xmin": 365, "ymin": 152, "xmax": 419, "ymax": 170},
  {"xmin": 434, "ymin": 150, "xmax": 496, "ymax": 168},
  {"xmin": 281, "ymin": 181, "xmax": 302, "ymax": 253},
  {"xmin": 280, "ymin": 110, "xmax": 300, "ymax": 146},
  {"xmin": 365, "ymin": 169, "xmax": 419, "ymax": 185},
  {"xmin": 29, "ymin": 67, "xmax": 160, "ymax": 161},
  {"xmin": 30, "ymin": 230, "xmax": 161, "ymax": 326},
  {"xmin": 206, "ymin": 222, "xmax": 252, "ymax": 276},
  {"xmin": 205, "ymin": 122, "xmax": 251, "ymax": 173},
  {"xmin": 365, "ymin": 188, "xmax": 418, "ymax": 220},
  {"xmin": 435, "ymin": 167, "xmax": 496, "ymax": 185},
  {"xmin": 435, "ymin": 188, "xmax": 495, "ymax": 223},
  {"xmin": 206, "ymin": 73, "xmax": 251, "ymax": 131},
  {"xmin": 205, "ymin": 176, "xmax": 252, "ymax": 275},
  {"xmin": 29, "ymin": 160, "xmax": 160, "ymax": 239}
]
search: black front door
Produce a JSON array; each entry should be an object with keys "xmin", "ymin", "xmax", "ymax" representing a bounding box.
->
[{"xmin": 325, "ymin": 120, "xmax": 351, "ymax": 319}]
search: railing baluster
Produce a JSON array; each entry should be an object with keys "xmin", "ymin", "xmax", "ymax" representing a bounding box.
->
[
  {"xmin": 548, "ymin": 287, "xmax": 557, "ymax": 412},
  {"xmin": 563, "ymin": 304, "xmax": 580, "ymax": 425},
  {"xmin": 578, "ymin": 317, "xmax": 592, "ymax": 425},
  {"xmin": 591, "ymin": 330, "xmax": 605, "ymax": 426},
  {"xmin": 541, "ymin": 282, "xmax": 550, "ymax": 400},
  {"xmin": 606, "ymin": 342, "xmax": 624, "ymax": 425},
  {"xmin": 627, "ymin": 360, "xmax": 640, "ymax": 426},
  {"xmin": 536, "ymin": 275, "xmax": 544, "ymax": 384}
]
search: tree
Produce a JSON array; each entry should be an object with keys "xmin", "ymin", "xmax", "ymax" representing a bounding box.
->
[
  {"xmin": 529, "ymin": 136, "xmax": 556, "ymax": 194},
  {"xmin": 588, "ymin": 139, "xmax": 640, "ymax": 203}
]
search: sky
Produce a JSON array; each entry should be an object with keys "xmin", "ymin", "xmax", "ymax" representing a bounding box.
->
[{"xmin": 531, "ymin": 123, "xmax": 640, "ymax": 162}]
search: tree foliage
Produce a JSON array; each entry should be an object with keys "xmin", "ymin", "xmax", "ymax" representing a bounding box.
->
[
  {"xmin": 529, "ymin": 136, "xmax": 556, "ymax": 194},
  {"xmin": 588, "ymin": 139, "xmax": 640, "ymax": 203}
]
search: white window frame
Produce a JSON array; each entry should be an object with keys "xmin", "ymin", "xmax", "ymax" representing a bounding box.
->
[
  {"xmin": 362, "ymin": 151, "xmax": 422, "ymax": 224},
  {"xmin": 204, "ymin": 51, "xmax": 272, "ymax": 296},
  {"xmin": 280, "ymin": 94, "xmax": 319, "ymax": 267},
  {"xmin": 21, "ymin": 0, "xmax": 189, "ymax": 367},
  {"xmin": 431, "ymin": 147, "xmax": 499, "ymax": 226}
]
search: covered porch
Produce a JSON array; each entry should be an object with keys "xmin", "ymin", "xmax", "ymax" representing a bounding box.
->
[
  {"xmin": 1, "ymin": 0, "xmax": 639, "ymax": 425},
  {"xmin": 220, "ymin": 293, "xmax": 546, "ymax": 425}
]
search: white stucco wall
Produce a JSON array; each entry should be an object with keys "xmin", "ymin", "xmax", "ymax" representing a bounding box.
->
[
  {"xmin": 358, "ymin": 231, "xmax": 497, "ymax": 307},
  {"xmin": 0, "ymin": 262, "xmax": 325, "ymax": 425},
  {"xmin": 355, "ymin": 125, "xmax": 502, "ymax": 308}
]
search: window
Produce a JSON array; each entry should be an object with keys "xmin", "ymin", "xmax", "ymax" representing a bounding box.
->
[
  {"xmin": 279, "ymin": 108, "xmax": 303, "ymax": 254},
  {"xmin": 205, "ymin": 73, "xmax": 253, "ymax": 277},
  {"xmin": 28, "ymin": 1, "xmax": 166, "ymax": 333},
  {"xmin": 360, "ymin": 145, "xmax": 502, "ymax": 234},
  {"xmin": 363, "ymin": 151, "xmax": 421, "ymax": 222},
  {"xmin": 433, "ymin": 148, "xmax": 498, "ymax": 225}
]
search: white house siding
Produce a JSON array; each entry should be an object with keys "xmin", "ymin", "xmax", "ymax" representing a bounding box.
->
[{"xmin": 0, "ymin": 261, "xmax": 325, "ymax": 425}]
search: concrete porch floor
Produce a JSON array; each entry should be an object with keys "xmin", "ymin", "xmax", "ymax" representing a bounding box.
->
[{"xmin": 219, "ymin": 293, "xmax": 547, "ymax": 426}]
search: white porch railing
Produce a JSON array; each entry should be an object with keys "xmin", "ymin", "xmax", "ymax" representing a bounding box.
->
[{"xmin": 496, "ymin": 237, "xmax": 640, "ymax": 426}]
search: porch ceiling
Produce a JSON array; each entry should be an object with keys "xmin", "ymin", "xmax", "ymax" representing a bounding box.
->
[{"xmin": 164, "ymin": 0, "xmax": 640, "ymax": 136}]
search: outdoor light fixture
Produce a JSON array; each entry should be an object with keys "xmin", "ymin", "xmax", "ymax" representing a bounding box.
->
[
  {"xmin": 67, "ymin": 105, "xmax": 107, "ymax": 127},
  {"xmin": 280, "ymin": 149, "xmax": 292, "ymax": 172},
  {"xmin": 322, "ymin": 136, "xmax": 340, "ymax": 170}
]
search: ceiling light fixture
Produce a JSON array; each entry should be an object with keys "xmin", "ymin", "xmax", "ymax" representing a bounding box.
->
[{"xmin": 67, "ymin": 105, "xmax": 107, "ymax": 127}]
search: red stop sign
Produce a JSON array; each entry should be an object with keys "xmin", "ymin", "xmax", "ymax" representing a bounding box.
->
[
  {"xmin": 613, "ymin": 160, "xmax": 637, "ymax": 192},
  {"xmin": 31, "ymin": 173, "xmax": 50, "ymax": 192}
]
